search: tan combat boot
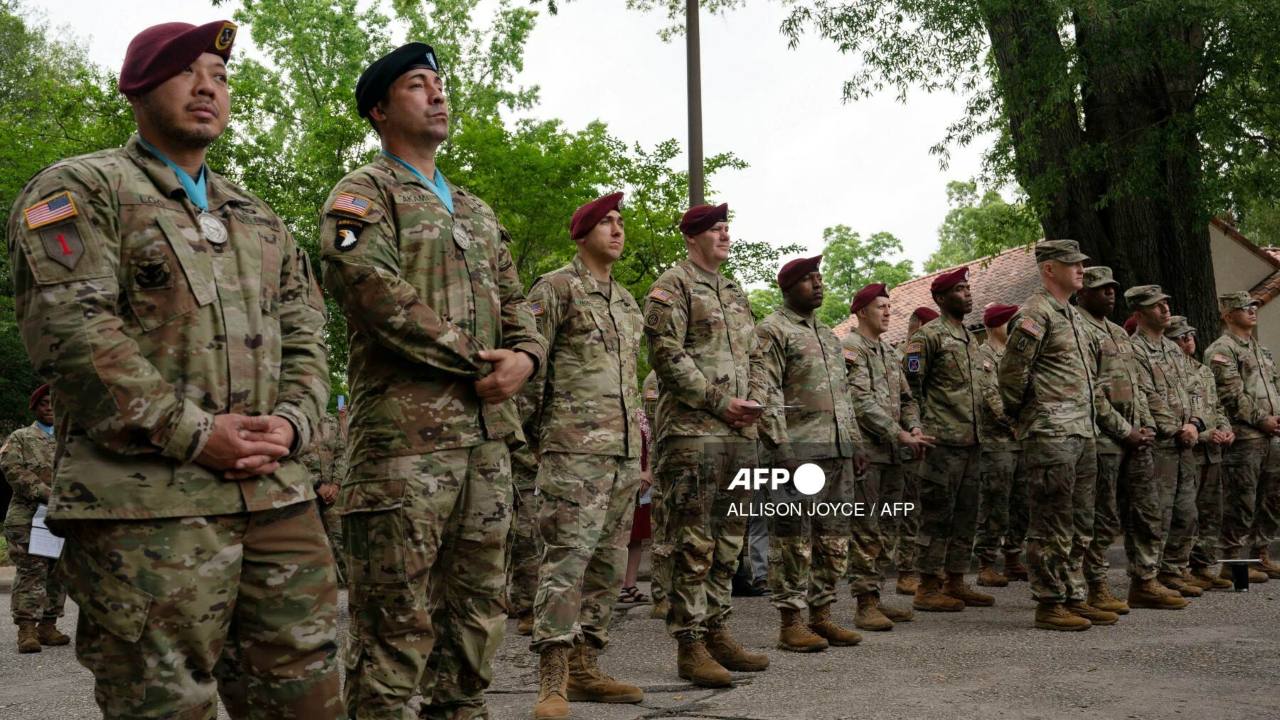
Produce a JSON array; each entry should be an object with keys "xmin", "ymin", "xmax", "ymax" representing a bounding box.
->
[
  {"xmin": 35, "ymin": 621, "xmax": 70, "ymax": 646},
  {"xmin": 534, "ymin": 645, "xmax": 570, "ymax": 719},
  {"xmin": 515, "ymin": 614, "xmax": 534, "ymax": 636},
  {"xmin": 1005, "ymin": 551, "xmax": 1030, "ymax": 581},
  {"xmin": 1157, "ymin": 571, "xmax": 1203, "ymax": 598},
  {"xmin": 854, "ymin": 592, "xmax": 895, "ymax": 631},
  {"xmin": 1065, "ymin": 601, "xmax": 1119, "ymax": 626},
  {"xmin": 1254, "ymin": 547, "xmax": 1280, "ymax": 579},
  {"xmin": 16, "ymin": 622, "xmax": 41, "ymax": 654},
  {"xmin": 1186, "ymin": 566, "xmax": 1231, "ymax": 591},
  {"xmin": 943, "ymin": 573, "xmax": 995, "ymax": 607},
  {"xmin": 676, "ymin": 637, "xmax": 732, "ymax": 688},
  {"xmin": 705, "ymin": 625, "xmax": 769, "ymax": 671},
  {"xmin": 777, "ymin": 608, "xmax": 828, "ymax": 652},
  {"xmin": 976, "ymin": 563, "xmax": 1009, "ymax": 587},
  {"xmin": 566, "ymin": 640, "xmax": 643, "ymax": 704},
  {"xmin": 808, "ymin": 604, "xmax": 862, "ymax": 646},
  {"xmin": 913, "ymin": 574, "xmax": 964, "ymax": 612},
  {"xmin": 1035, "ymin": 602, "xmax": 1091, "ymax": 631},
  {"xmin": 650, "ymin": 598, "xmax": 669, "ymax": 620},
  {"xmin": 1087, "ymin": 580, "xmax": 1130, "ymax": 615},
  {"xmin": 880, "ymin": 601, "xmax": 914, "ymax": 622},
  {"xmin": 1128, "ymin": 577, "xmax": 1189, "ymax": 610},
  {"xmin": 895, "ymin": 571, "xmax": 920, "ymax": 595}
]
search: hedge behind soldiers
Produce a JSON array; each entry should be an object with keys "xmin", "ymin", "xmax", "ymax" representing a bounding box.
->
[
  {"xmin": 0, "ymin": 385, "xmax": 69, "ymax": 653},
  {"xmin": 999, "ymin": 241, "xmax": 1116, "ymax": 631},
  {"xmin": 8, "ymin": 21, "xmax": 341, "ymax": 717},
  {"xmin": 523, "ymin": 193, "xmax": 645, "ymax": 718},
  {"xmin": 321, "ymin": 43, "xmax": 546, "ymax": 720},
  {"xmin": 902, "ymin": 267, "xmax": 993, "ymax": 611},
  {"xmin": 644, "ymin": 202, "xmax": 768, "ymax": 688}
]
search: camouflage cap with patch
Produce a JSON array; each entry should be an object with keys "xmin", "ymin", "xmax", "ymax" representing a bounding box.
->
[
  {"xmin": 1035, "ymin": 239, "xmax": 1089, "ymax": 264},
  {"xmin": 1083, "ymin": 266, "xmax": 1120, "ymax": 289},
  {"xmin": 1124, "ymin": 284, "xmax": 1170, "ymax": 307},
  {"xmin": 1164, "ymin": 315, "xmax": 1195, "ymax": 338},
  {"xmin": 1218, "ymin": 291, "xmax": 1260, "ymax": 312}
]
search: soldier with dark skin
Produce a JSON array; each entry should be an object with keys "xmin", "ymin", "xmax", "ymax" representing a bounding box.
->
[{"xmin": 890, "ymin": 305, "xmax": 940, "ymax": 593}]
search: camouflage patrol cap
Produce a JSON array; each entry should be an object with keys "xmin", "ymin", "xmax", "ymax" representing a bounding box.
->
[
  {"xmin": 1124, "ymin": 284, "xmax": 1170, "ymax": 307},
  {"xmin": 1219, "ymin": 291, "xmax": 1260, "ymax": 313},
  {"xmin": 1035, "ymin": 239, "xmax": 1089, "ymax": 264},
  {"xmin": 1164, "ymin": 315, "xmax": 1195, "ymax": 338},
  {"xmin": 1082, "ymin": 266, "xmax": 1120, "ymax": 289}
]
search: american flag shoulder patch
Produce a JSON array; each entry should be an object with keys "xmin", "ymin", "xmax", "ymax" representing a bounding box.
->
[
  {"xmin": 331, "ymin": 192, "xmax": 373, "ymax": 218},
  {"xmin": 1018, "ymin": 317, "xmax": 1044, "ymax": 339},
  {"xmin": 843, "ymin": 348, "xmax": 859, "ymax": 363},
  {"xmin": 648, "ymin": 287, "xmax": 674, "ymax": 304},
  {"xmin": 24, "ymin": 191, "xmax": 78, "ymax": 230},
  {"xmin": 529, "ymin": 300, "xmax": 544, "ymax": 316},
  {"xmin": 1211, "ymin": 353, "xmax": 1231, "ymax": 366}
]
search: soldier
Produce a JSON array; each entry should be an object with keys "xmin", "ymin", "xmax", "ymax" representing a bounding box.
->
[
  {"xmin": 1167, "ymin": 317, "xmax": 1236, "ymax": 590},
  {"xmin": 749, "ymin": 256, "xmax": 867, "ymax": 653},
  {"xmin": 303, "ymin": 412, "xmax": 349, "ymax": 585},
  {"xmin": 644, "ymin": 202, "xmax": 768, "ymax": 688},
  {"xmin": 890, "ymin": 305, "xmax": 940, "ymax": 594},
  {"xmin": 1127, "ymin": 286, "xmax": 1206, "ymax": 601},
  {"xmin": 8, "ymin": 21, "xmax": 340, "ymax": 717},
  {"xmin": 902, "ymin": 267, "xmax": 993, "ymax": 611},
  {"xmin": 973, "ymin": 304, "xmax": 1027, "ymax": 587},
  {"xmin": 999, "ymin": 240, "xmax": 1115, "ymax": 631},
  {"xmin": 1203, "ymin": 291, "xmax": 1280, "ymax": 582},
  {"xmin": 643, "ymin": 369, "xmax": 673, "ymax": 620},
  {"xmin": 321, "ymin": 43, "xmax": 546, "ymax": 719},
  {"xmin": 522, "ymin": 192, "xmax": 645, "ymax": 718},
  {"xmin": 0, "ymin": 385, "xmax": 69, "ymax": 653},
  {"xmin": 1076, "ymin": 267, "xmax": 1160, "ymax": 615},
  {"xmin": 506, "ymin": 440, "xmax": 541, "ymax": 636},
  {"xmin": 844, "ymin": 283, "xmax": 932, "ymax": 629}
]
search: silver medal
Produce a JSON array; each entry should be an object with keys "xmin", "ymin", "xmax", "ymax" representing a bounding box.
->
[
  {"xmin": 452, "ymin": 224, "xmax": 471, "ymax": 250},
  {"xmin": 199, "ymin": 212, "xmax": 228, "ymax": 245}
]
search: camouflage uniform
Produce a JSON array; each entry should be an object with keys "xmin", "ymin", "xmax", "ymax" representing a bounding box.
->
[
  {"xmin": 1079, "ymin": 310, "xmax": 1158, "ymax": 583},
  {"xmin": 523, "ymin": 255, "xmax": 643, "ymax": 651},
  {"xmin": 903, "ymin": 317, "xmax": 982, "ymax": 577},
  {"xmin": 1203, "ymin": 328, "xmax": 1280, "ymax": 561},
  {"xmin": 505, "ymin": 442, "xmax": 541, "ymax": 620},
  {"xmin": 644, "ymin": 259, "xmax": 758, "ymax": 640},
  {"xmin": 750, "ymin": 307, "xmax": 862, "ymax": 609},
  {"xmin": 301, "ymin": 413, "xmax": 348, "ymax": 584},
  {"xmin": 643, "ymin": 370, "xmax": 672, "ymax": 604},
  {"xmin": 974, "ymin": 341, "xmax": 1025, "ymax": 566},
  {"xmin": 843, "ymin": 330, "xmax": 921, "ymax": 589},
  {"xmin": 998, "ymin": 288, "xmax": 1099, "ymax": 604},
  {"xmin": 1186, "ymin": 357, "xmax": 1231, "ymax": 572},
  {"xmin": 0, "ymin": 423, "xmax": 67, "ymax": 625},
  {"xmin": 8, "ymin": 135, "xmax": 339, "ymax": 718},
  {"xmin": 321, "ymin": 154, "xmax": 546, "ymax": 719}
]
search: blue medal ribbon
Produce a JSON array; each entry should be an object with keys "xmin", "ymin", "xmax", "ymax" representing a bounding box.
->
[
  {"xmin": 139, "ymin": 137, "xmax": 209, "ymax": 211},
  {"xmin": 382, "ymin": 150, "xmax": 454, "ymax": 215}
]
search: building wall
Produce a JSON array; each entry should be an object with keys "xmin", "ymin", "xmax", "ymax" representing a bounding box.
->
[{"xmin": 1208, "ymin": 223, "xmax": 1280, "ymax": 351}]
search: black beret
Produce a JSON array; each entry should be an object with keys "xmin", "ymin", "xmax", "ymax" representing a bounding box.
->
[{"xmin": 356, "ymin": 42, "xmax": 441, "ymax": 118}]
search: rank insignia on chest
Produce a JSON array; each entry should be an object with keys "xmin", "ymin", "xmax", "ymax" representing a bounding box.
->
[
  {"xmin": 335, "ymin": 220, "xmax": 362, "ymax": 252},
  {"xmin": 134, "ymin": 258, "xmax": 171, "ymax": 289}
]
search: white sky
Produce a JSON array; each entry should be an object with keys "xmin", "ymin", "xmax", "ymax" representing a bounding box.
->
[{"xmin": 40, "ymin": 0, "xmax": 991, "ymax": 270}]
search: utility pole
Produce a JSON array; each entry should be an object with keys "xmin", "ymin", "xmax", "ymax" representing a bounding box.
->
[{"xmin": 686, "ymin": 0, "xmax": 704, "ymax": 206}]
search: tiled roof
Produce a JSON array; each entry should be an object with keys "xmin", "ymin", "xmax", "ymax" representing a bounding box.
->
[
  {"xmin": 832, "ymin": 245, "xmax": 1042, "ymax": 345},
  {"xmin": 1210, "ymin": 217, "xmax": 1280, "ymax": 306}
]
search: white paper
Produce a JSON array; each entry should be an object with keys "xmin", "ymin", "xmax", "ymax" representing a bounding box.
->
[{"xmin": 29, "ymin": 504, "xmax": 64, "ymax": 559}]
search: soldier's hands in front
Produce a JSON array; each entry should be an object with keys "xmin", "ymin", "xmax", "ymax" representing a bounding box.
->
[
  {"xmin": 475, "ymin": 349, "xmax": 535, "ymax": 404},
  {"xmin": 1262, "ymin": 416, "xmax": 1280, "ymax": 436},
  {"xmin": 196, "ymin": 414, "xmax": 290, "ymax": 479},
  {"xmin": 853, "ymin": 453, "xmax": 870, "ymax": 477},
  {"xmin": 1138, "ymin": 427, "xmax": 1156, "ymax": 446},
  {"xmin": 317, "ymin": 482, "xmax": 339, "ymax": 503},
  {"xmin": 898, "ymin": 429, "xmax": 936, "ymax": 454},
  {"xmin": 723, "ymin": 398, "xmax": 763, "ymax": 428},
  {"xmin": 639, "ymin": 468, "xmax": 653, "ymax": 495},
  {"xmin": 1176, "ymin": 423, "xmax": 1199, "ymax": 447},
  {"xmin": 227, "ymin": 415, "xmax": 297, "ymax": 479},
  {"xmin": 1122, "ymin": 427, "xmax": 1149, "ymax": 449}
]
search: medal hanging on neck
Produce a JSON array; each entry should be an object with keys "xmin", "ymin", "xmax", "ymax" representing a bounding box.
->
[
  {"xmin": 199, "ymin": 211, "xmax": 228, "ymax": 245},
  {"xmin": 452, "ymin": 223, "xmax": 471, "ymax": 250}
]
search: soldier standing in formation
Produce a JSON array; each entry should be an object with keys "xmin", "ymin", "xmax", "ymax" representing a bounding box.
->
[
  {"xmin": 890, "ymin": 305, "xmax": 940, "ymax": 595},
  {"xmin": 321, "ymin": 43, "xmax": 546, "ymax": 719},
  {"xmin": 507, "ymin": 428, "xmax": 543, "ymax": 636},
  {"xmin": 0, "ymin": 385, "xmax": 69, "ymax": 653},
  {"xmin": 303, "ymin": 411, "xmax": 349, "ymax": 585},
  {"xmin": 642, "ymin": 369, "xmax": 673, "ymax": 620},
  {"xmin": 973, "ymin": 303, "xmax": 1026, "ymax": 587},
  {"xmin": 9, "ymin": 20, "xmax": 341, "ymax": 716}
]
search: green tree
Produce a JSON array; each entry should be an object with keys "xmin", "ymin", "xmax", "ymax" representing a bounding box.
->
[
  {"xmin": 924, "ymin": 180, "xmax": 1041, "ymax": 271},
  {"xmin": 747, "ymin": 287, "xmax": 782, "ymax": 321}
]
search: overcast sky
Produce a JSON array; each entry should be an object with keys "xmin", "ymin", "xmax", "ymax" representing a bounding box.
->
[{"xmin": 43, "ymin": 0, "xmax": 991, "ymax": 270}]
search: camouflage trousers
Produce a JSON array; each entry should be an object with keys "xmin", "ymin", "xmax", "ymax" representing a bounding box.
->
[
  {"xmin": 656, "ymin": 436, "xmax": 755, "ymax": 640},
  {"xmin": 1024, "ymin": 436, "xmax": 1096, "ymax": 604},
  {"xmin": 341, "ymin": 442, "xmax": 512, "ymax": 720},
  {"xmin": 1119, "ymin": 446, "xmax": 1163, "ymax": 581},
  {"xmin": 4, "ymin": 526, "xmax": 67, "ymax": 624},
  {"xmin": 845, "ymin": 461, "xmax": 884, "ymax": 597},
  {"xmin": 649, "ymin": 478, "xmax": 672, "ymax": 604},
  {"xmin": 974, "ymin": 448, "xmax": 1026, "ymax": 565},
  {"xmin": 764, "ymin": 457, "xmax": 852, "ymax": 610},
  {"xmin": 317, "ymin": 496, "xmax": 347, "ymax": 585},
  {"xmin": 1221, "ymin": 437, "xmax": 1280, "ymax": 559},
  {"xmin": 505, "ymin": 445, "xmax": 541, "ymax": 619},
  {"xmin": 531, "ymin": 452, "xmax": 639, "ymax": 651},
  {"xmin": 913, "ymin": 444, "xmax": 980, "ymax": 577},
  {"xmin": 1156, "ymin": 447, "xmax": 1201, "ymax": 574},
  {"xmin": 1191, "ymin": 457, "xmax": 1224, "ymax": 570},
  {"xmin": 57, "ymin": 502, "xmax": 342, "ymax": 720},
  {"xmin": 882, "ymin": 460, "xmax": 921, "ymax": 572}
]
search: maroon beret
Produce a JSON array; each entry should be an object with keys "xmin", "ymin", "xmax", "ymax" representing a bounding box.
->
[
  {"xmin": 1123, "ymin": 313, "xmax": 1139, "ymax": 335},
  {"xmin": 777, "ymin": 255, "xmax": 822, "ymax": 290},
  {"xmin": 679, "ymin": 203, "xmax": 728, "ymax": 236},
  {"xmin": 912, "ymin": 307, "xmax": 940, "ymax": 323},
  {"xmin": 931, "ymin": 266, "xmax": 969, "ymax": 294},
  {"xmin": 119, "ymin": 20, "xmax": 237, "ymax": 96},
  {"xmin": 983, "ymin": 303, "xmax": 1019, "ymax": 329},
  {"xmin": 850, "ymin": 282, "xmax": 889, "ymax": 314},
  {"xmin": 569, "ymin": 192, "xmax": 623, "ymax": 240},
  {"xmin": 29, "ymin": 384, "xmax": 49, "ymax": 411}
]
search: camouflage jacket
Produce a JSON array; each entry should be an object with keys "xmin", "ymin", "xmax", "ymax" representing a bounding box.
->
[
  {"xmin": 1081, "ymin": 311, "xmax": 1153, "ymax": 454},
  {"xmin": 997, "ymin": 288, "xmax": 1099, "ymax": 440},
  {"xmin": 8, "ymin": 135, "xmax": 329, "ymax": 520},
  {"xmin": 843, "ymin": 331, "xmax": 920, "ymax": 464},
  {"xmin": 300, "ymin": 414, "xmax": 347, "ymax": 489},
  {"xmin": 643, "ymin": 259, "xmax": 756, "ymax": 443},
  {"xmin": 521, "ymin": 255, "xmax": 642, "ymax": 458},
  {"xmin": 1187, "ymin": 357, "xmax": 1231, "ymax": 463},
  {"xmin": 0, "ymin": 424, "xmax": 55, "ymax": 530},
  {"xmin": 1131, "ymin": 331, "xmax": 1198, "ymax": 445},
  {"xmin": 320, "ymin": 155, "xmax": 546, "ymax": 472},
  {"xmin": 749, "ymin": 307, "xmax": 863, "ymax": 459},
  {"xmin": 1203, "ymin": 332, "xmax": 1280, "ymax": 440},
  {"xmin": 642, "ymin": 370, "xmax": 659, "ymax": 463},
  {"xmin": 904, "ymin": 317, "xmax": 981, "ymax": 446},
  {"xmin": 976, "ymin": 342, "xmax": 1018, "ymax": 449}
]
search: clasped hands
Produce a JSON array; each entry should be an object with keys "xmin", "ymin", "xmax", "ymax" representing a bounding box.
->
[{"xmin": 196, "ymin": 414, "xmax": 296, "ymax": 480}]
